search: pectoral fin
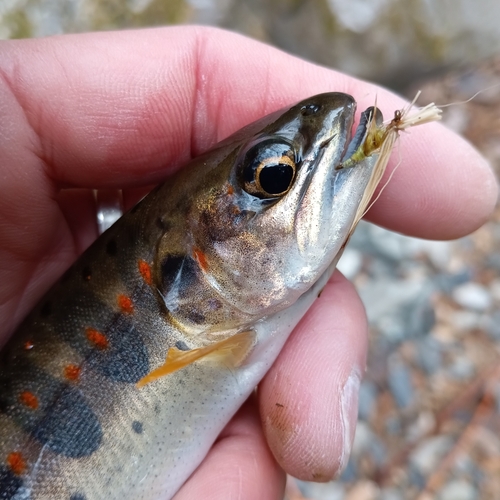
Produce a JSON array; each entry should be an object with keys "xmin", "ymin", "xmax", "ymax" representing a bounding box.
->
[{"xmin": 137, "ymin": 330, "xmax": 256, "ymax": 387}]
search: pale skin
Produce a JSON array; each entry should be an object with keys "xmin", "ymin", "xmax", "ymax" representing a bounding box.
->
[{"xmin": 0, "ymin": 26, "xmax": 497, "ymax": 499}]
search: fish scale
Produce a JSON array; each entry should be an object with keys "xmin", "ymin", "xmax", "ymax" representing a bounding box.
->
[{"xmin": 0, "ymin": 93, "xmax": 381, "ymax": 499}]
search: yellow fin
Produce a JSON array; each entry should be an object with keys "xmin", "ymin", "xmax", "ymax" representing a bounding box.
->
[{"xmin": 137, "ymin": 330, "xmax": 256, "ymax": 388}]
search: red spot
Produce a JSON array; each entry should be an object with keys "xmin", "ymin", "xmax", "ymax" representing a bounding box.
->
[
  {"xmin": 227, "ymin": 184, "xmax": 234, "ymax": 195},
  {"xmin": 118, "ymin": 294, "xmax": 134, "ymax": 314},
  {"xmin": 23, "ymin": 340, "xmax": 34, "ymax": 350},
  {"xmin": 64, "ymin": 364, "xmax": 81, "ymax": 381},
  {"xmin": 19, "ymin": 391, "xmax": 38, "ymax": 410},
  {"xmin": 138, "ymin": 260, "xmax": 152, "ymax": 285},
  {"xmin": 86, "ymin": 328, "xmax": 109, "ymax": 350},
  {"xmin": 7, "ymin": 452, "xmax": 26, "ymax": 475},
  {"xmin": 193, "ymin": 248, "xmax": 208, "ymax": 272}
]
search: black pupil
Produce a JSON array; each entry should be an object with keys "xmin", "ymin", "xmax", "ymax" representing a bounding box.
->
[{"xmin": 259, "ymin": 163, "xmax": 294, "ymax": 195}]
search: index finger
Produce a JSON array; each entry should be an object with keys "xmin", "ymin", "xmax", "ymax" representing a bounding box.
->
[{"xmin": 0, "ymin": 26, "xmax": 496, "ymax": 239}]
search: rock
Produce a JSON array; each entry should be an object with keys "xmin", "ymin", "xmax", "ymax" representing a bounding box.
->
[
  {"xmin": 439, "ymin": 479, "xmax": 477, "ymax": 500},
  {"xmin": 387, "ymin": 354, "xmax": 414, "ymax": 408},
  {"xmin": 358, "ymin": 380, "xmax": 378, "ymax": 420},
  {"xmin": 337, "ymin": 248, "xmax": 363, "ymax": 280},
  {"xmin": 410, "ymin": 436, "xmax": 453, "ymax": 475},
  {"xmin": 448, "ymin": 355, "xmax": 475, "ymax": 380},
  {"xmin": 416, "ymin": 337, "xmax": 442, "ymax": 374},
  {"xmin": 452, "ymin": 282, "xmax": 492, "ymax": 311},
  {"xmin": 298, "ymin": 480, "xmax": 346, "ymax": 500}
]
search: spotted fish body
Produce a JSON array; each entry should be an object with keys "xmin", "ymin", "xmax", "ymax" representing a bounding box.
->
[{"xmin": 0, "ymin": 93, "xmax": 381, "ymax": 499}]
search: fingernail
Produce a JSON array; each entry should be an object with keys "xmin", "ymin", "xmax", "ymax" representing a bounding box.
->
[{"xmin": 338, "ymin": 367, "xmax": 361, "ymax": 473}]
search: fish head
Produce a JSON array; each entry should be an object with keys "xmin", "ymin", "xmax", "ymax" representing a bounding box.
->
[{"xmin": 185, "ymin": 93, "xmax": 381, "ymax": 319}]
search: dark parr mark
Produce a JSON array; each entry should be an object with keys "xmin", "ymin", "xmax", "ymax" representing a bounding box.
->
[
  {"xmin": 106, "ymin": 239, "xmax": 117, "ymax": 256},
  {"xmin": 82, "ymin": 266, "xmax": 92, "ymax": 281},
  {"xmin": 132, "ymin": 421, "xmax": 143, "ymax": 434},
  {"xmin": 0, "ymin": 365, "xmax": 102, "ymax": 459},
  {"xmin": 86, "ymin": 318, "xmax": 149, "ymax": 384},
  {"xmin": 32, "ymin": 386, "xmax": 102, "ymax": 458},
  {"xmin": 0, "ymin": 466, "xmax": 23, "ymax": 498}
]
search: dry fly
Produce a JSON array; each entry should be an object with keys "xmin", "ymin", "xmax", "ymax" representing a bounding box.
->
[{"xmin": 338, "ymin": 91, "xmax": 443, "ymax": 238}]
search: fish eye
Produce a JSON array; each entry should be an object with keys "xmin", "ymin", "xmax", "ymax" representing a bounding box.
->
[{"xmin": 239, "ymin": 138, "xmax": 296, "ymax": 199}]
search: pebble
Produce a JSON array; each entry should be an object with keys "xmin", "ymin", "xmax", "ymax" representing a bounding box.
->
[
  {"xmin": 448, "ymin": 355, "xmax": 475, "ymax": 380},
  {"xmin": 298, "ymin": 481, "xmax": 346, "ymax": 500},
  {"xmin": 358, "ymin": 380, "xmax": 378, "ymax": 420},
  {"xmin": 410, "ymin": 436, "xmax": 453, "ymax": 475},
  {"xmin": 337, "ymin": 248, "xmax": 363, "ymax": 279},
  {"xmin": 387, "ymin": 354, "xmax": 414, "ymax": 408},
  {"xmin": 416, "ymin": 337, "xmax": 442, "ymax": 374},
  {"xmin": 380, "ymin": 488, "xmax": 404, "ymax": 500},
  {"xmin": 439, "ymin": 479, "xmax": 478, "ymax": 500},
  {"xmin": 452, "ymin": 282, "xmax": 492, "ymax": 311}
]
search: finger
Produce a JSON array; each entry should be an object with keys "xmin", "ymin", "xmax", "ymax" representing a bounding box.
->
[
  {"xmin": 259, "ymin": 271, "xmax": 368, "ymax": 481},
  {"xmin": 1, "ymin": 26, "xmax": 496, "ymax": 240},
  {"xmin": 174, "ymin": 396, "xmax": 285, "ymax": 500}
]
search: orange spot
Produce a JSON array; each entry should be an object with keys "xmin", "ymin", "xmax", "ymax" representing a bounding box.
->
[
  {"xmin": 23, "ymin": 340, "xmax": 34, "ymax": 350},
  {"xmin": 138, "ymin": 260, "xmax": 152, "ymax": 285},
  {"xmin": 64, "ymin": 364, "xmax": 81, "ymax": 381},
  {"xmin": 118, "ymin": 294, "xmax": 134, "ymax": 314},
  {"xmin": 19, "ymin": 391, "xmax": 38, "ymax": 410},
  {"xmin": 227, "ymin": 184, "xmax": 234, "ymax": 195},
  {"xmin": 86, "ymin": 328, "xmax": 109, "ymax": 350},
  {"xmin": 7, "ymin": 452, "xmax": 26, "ymax": 475},
  {"xmin": 193, "ymin": 248, "xmax": 208, "ymax": 272},
  {"xmin": 231, "ymin": 205, "xmax": 241, "ymax": 215}
]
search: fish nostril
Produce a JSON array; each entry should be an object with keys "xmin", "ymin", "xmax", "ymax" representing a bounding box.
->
[{"xmin": 301, "ymin": 103, "xmax": 321, "ymax": 116}]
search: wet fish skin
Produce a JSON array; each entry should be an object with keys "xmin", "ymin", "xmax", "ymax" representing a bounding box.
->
[{"xmin": 0, "ymin": 93, "xmax": 380, "ymax": 499}]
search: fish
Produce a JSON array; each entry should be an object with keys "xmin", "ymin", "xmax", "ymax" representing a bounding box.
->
[{"xmin": 0, "ymin": 92, "xmax": 383, "ymax": 499}]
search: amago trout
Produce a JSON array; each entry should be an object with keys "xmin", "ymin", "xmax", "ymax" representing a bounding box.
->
[{"xmin": 0, "ymin": 93, "xmax": 383, "ymax": 499}]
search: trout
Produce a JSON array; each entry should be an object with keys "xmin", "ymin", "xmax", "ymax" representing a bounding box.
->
[{"xmin": 0, "ymin": 93, "xmax": 382, "ymax": 499}]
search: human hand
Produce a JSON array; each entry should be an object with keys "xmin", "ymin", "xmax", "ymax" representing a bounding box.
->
[{"xmin": 0, "ymin": 27, "xmax": 496, "ymax": 499}]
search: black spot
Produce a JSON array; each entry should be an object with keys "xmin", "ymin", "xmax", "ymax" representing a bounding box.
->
[
  {"xmin": 70, "ymin": 494, "xmax": 87, "ymax": 500},
  {"xmin": 82, "ymin": 266, "xmax": 92, "ymax": 281},
  {"xmin": 156, "ymin": 217, "xmax": 171, "ymax": 232},
  {"xmin": 0, "ymin": 466, "xmax": 23, "ymax": 498},
  {"xmin": 187, "ymin": 310, "xmax": 205, "ymax": 324},
  {"xmin": 132, "ymin": 421, "xmax": 143, "ymax": 434},
  {"xmin": 175, "ymin": 341, "xmax": 190, "ymax": 351},
  {"xmin": 105, "ymin": 239, "xmax": 117, "ymax": 256},
  {"xmin": 40, "ymin": 301, "xmax": 52, "ymax": 317}
]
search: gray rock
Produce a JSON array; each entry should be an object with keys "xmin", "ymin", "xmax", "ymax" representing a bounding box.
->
[
  {"xmin": 448, "ymin": 355, "xmax": 475, "ymax": 380},
  {"xmin": 452, "ymin": 282, "xmax": 492, "ymax": 311},
  {"xmin": 439, "ymin": 479, "xmax": 477, "ymax": 500},
  {"xmin": 416, "ymin": 337, "xmax": 442, "ymax": 374},
  {"xmin": 358, "ymin": 380, "xmax": 378, "ymax": 420},
  {"xmin": 387, "ymin": 354, "xmax": 414, "ymax": 408},
  {"xmin": 337, "ymin": 248, "xmax": 363, "ymax": 280},
  {"xmin": 410, "ymin": 436, "xmax": 453, "ymax": 475}
]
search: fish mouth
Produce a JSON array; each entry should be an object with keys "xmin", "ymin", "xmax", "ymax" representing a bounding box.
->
[{"xmin": 338, "ymin": 106, "xmax": 382, "ymax": 167}]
